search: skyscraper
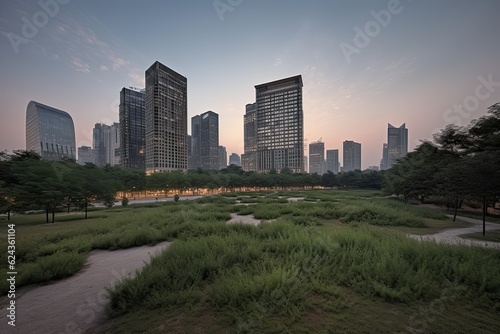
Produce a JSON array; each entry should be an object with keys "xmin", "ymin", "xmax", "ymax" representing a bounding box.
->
[
  {"xmin": 229, "ymin": 153, "xmax": 241, "ymax": 166},
  {"xmin": 382, "ymin": 123, "xmax": 408, "ymax": 170},
  {"xmin": 26, "ymin": 101, "xmax": 76, "ymax": 160},
  {"xmin": 109, "ymin": 122, "xmax": 120, "ymax": 166},
  {"xmin": 77, "ymin": 146, "xmax": 95, "ymax": 165},
  {"xmin": 145, "ymin": 61, "xmax": 188, "ymax": 173},
  {"xmin": 242, "ymin": 103, "xmax": 257, "ymax": 172},
  {"xmin": 120, "ymin": 87, "xmax": 145, "ymax": 170},
  {"xmin": 255, "ymin": 75, "xmax": 304, "ymax": 173},
  {"xmin": 309, "ymin": 140, "xmax": 325, "ymax": 174},
  {"xmin": 326, "ymin": 149, "xmax": 340, "ymax": 174},
  {"xmin": 218, "ymin": 145, "xmax": 227, "ymax": 170},
  {"xmin": 189, "ymin": 111, "xmax": 219, "ymax": 170},
  {"xmin": 343, "ymin": 140, "xmax": 361, "ymax": 172},
  {"xmin": 190, "ymin": 115, "xmax": 201, "ymax": 170},
  {"xmin": 93, "ymin": 123, "xmax": 110, "ymax": 167}
]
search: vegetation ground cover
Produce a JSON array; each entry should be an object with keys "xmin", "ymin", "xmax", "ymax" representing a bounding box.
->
[{"xmin": 1, "ymin": 189, "xmax": 499, "ymax": 333}]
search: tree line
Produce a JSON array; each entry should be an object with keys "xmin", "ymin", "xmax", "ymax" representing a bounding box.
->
[
  {"xmin": 384, "ymin": 103, "xmax": 500, "ymax": 234},
  {"xmin": 0, "ymin": 151, "xmax": 384, "ymax": 222}
]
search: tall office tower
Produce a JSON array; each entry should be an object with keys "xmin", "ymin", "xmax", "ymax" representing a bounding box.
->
[
  {"xmin": 201, "ymin": 111, "xmax": 219, "ymax": 170},
  {"xmin": 93, "ymin": 123, "xmax": 111, "ymax": 166},
  {"xmin": 309, "ymin": 140, "xmax": 325, "ymax": 174},
  {"xmin": 145, "ymin": 61, "xmax": 188, "ymax": 174},
  {"xmin": 77, "ymin": 146, "xmax": 95, "ymax": 165},
  {"xmin": 218, "ymin": 145, "xmax": 227, "ymax": 170},
  {"xmin": 190, "ymin": 115, "xmax": 201, "ymax": 169},
  {"xmin": 120, "ymin": 87, "xmax": 145, "ymax": 170},
  {"xmin": 303, "ymin": 156, "xmax": 308, "ymax": 173},
  {"xmin": 242, "ymin": 103, "xmax": 257, "ymax": 172},
  {"xmin": 109, "ymin": 122, "xmax": 120, "ymax": 166},
  {"xmin": 229, "ymin": 153, "xmax": 241, "ymax": 166},
  {"xmin": 187, "ymin": 134, "xmax": 193, "ymax": 169},
  {"xmin": 255, "ymin": 75, "xmax": 304, "ymax": 173},
  {"xmin": 326, "ymin": 149, "xmax": 340, "ymax": 174},
  {"xmin": 26, "ymin": 101, "xmax": 76, "ymax": 160},
  {"xmin": 385, "ymin": 123, "xmax": 408, "ymax": 169},
  {"xmin": 380, "ymin": 143, "xmax": 388, "ymax": 171},
  {"xmin": 343, "ymin": 140, "xmax": 361, "ymax": 172}
]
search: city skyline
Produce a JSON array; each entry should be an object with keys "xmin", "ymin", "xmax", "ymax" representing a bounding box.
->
[{"xmin": 2, "ymin": 1, "xmax": 500, "ymax": 169}]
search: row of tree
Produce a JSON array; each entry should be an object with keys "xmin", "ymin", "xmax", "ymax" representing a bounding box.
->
[
  {"xmin": 0, "ymin": 150, "xmax": 385, "ymax": 222},
  {"xmin": 384, "ymin": 103, "xmax": 500, "ymax": 234}
]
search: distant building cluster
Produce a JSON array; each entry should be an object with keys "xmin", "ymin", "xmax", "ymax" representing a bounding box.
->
[{"xmin": 25, "ymin": 61, "xmax": 409, "ymax": 173}]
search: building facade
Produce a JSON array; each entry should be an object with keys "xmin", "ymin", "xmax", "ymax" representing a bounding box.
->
[
  {"xmin": 189, "ymin": 111, "xmax": 219, "ymax": 170},
  {"xmin": 229, "ymin": 153, "xmax": 241, "ymax": 166},
  {"xmin": 343, "ymin": 140, "xmax": 361, "ymax": 172},
  {"xmin": 109, "ymin": 122, "xmax": 120, "ymax": 166},
  {"xmin": 26, "ymin": 101, "xmax": 76, "ymax": 160},
  {"xmin": 326, "ymin": 149, "xmax": 340, "ymax": 174},
  {"xmin": 255, "ymin": 75, "xmax": 304, "ymax": 173},
  {"xmin": 77, "ymin": 146, "xmax": 95, "ymax": 165},
  {"xmin": 218, "ymin": 145, "xmax": 227, "ymax": 170},
  {"xmin": 241, "ymin": 103, "xmax": 257, "ymax": 172},
  {"xmin": 93, "ymin": 123, "xmax": 110, "ymax": 166},
  {"xmin": 309, "ymin": 141, "xmax": 325, "ymax": 174},
  {"xmin": 120, "ymin": 87, "xmax": 145, "ymax": 170},
  {"xmin": 381, "ymin": 123, "xmax": 408, "ymax": 170},
  {"xmin": 145, "ymin": 61, "xmax": 188, "ymax": 173}
]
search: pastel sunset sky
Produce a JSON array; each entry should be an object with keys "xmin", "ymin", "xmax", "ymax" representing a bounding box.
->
[{"xmin": 1, "ymin": 0, "xmax": 499, "ymax": 169}]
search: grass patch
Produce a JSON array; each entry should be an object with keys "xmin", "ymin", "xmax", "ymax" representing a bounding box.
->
[{"xmin": 460, "ymin": 230, "xmax": 500, "ymax": 243}]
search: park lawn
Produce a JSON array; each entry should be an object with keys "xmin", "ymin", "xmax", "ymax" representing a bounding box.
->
[
  {"xmin": 1, "ymin": 189, "xmax": 499, "ymax": 333},
  {"xmin": 460, "ymin": 230, "xmax": 500, "ymax": 243},
  {"xmin": 92, "ymin": 286, "xmax": 500, "ymax": 334}
]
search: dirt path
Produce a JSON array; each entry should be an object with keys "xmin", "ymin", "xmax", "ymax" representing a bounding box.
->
[
  {"xmin": 408, "ymin": 215, "xmax": 500, "ymax": 249},
  {"xmin": 0, "ymin": 242, "xmax": 170, "ymax": 334}
]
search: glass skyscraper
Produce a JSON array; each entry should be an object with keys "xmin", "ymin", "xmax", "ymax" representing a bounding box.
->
[
  {"xmin": 309, "ymin": 140, "xmax": 325, "ymax": 174},
  {"xmin": 120, "ymin": 87, "xmax": 145, "ymax": 170},
  {"xmin": 382, "ymin": 123, "xmax": 408, "ymax": 170},
  {"xmin": 326, "ymin": 149, "xmax": 340, "ymax": 174},
  {"xmin": 191, "ymin": 111, "xmax": 219, "ymax": 170},
  {"xmin": 242, "ymin": 103, "xmax": 257, "ymax": 172},
  {"xmin": 26, "ymin": 101, "xmax": 76, "ymax": 160},
  {"xmin": 145, "ymin": 61, "xmax": 188, "ymax": 173},
  {"xmin": 255, "ymin": 75, "xmax": 304, "ymax": 173},
  {"xmin": 343, "ymin": 140, "xmax": 361, "ymax": 172}
]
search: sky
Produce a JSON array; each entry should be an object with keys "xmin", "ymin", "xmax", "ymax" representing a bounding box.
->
[{"xmin": 1, "ymin": 0, "xmax": 499, "ymax": 169}]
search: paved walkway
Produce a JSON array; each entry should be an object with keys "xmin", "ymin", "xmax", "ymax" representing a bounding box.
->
[
  {"xmin": 408, "ymin": 215, "xmax": 500, "ymax": 249},
  {"xmin": 0, "ymin": 242, "xmax": 170, "ymax": 334}
]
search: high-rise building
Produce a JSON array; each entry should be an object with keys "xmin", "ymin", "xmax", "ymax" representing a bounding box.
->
[
  {"xmin": 190, "ymin": 115, "xmax": 201, "ymax": 170},
  {"xmin": 255, "ymin": 75, "xmax": 304, "ymax": 173},
  {"xmin": 218, "ymin": 145, "xmax": 227, "ymax": 170},
  {"xmin": 120, "ymin": 87, "xmax": 145, "ymax": 170},
  {"xmin": 326, "ymin": 149, "xmax": 340, "ymax": 174},
  {"xmin": 343, "ymin": 140, "xmax": 361, "ymax": 172},
  {"xmin": 242, "ymin": 103, "xmax": 257, "ymax": 172},
  {"xmin": 309, "ymin": 140, "xmax": 325, "ymax": 174},
  {"xmin": 190, "ymin": 111, "xmax": 219, "ymax": 170},
  {"xmin": 380, "ymin": 143, "xmax": 388, "ymax": 171},
  {"xmin": 145, "ymin": 61, "xmax": 188, "ymax": 173},
  {"xmin": 381, "ymin": 123, "xmax": 408, "ymax": 170},
  {"xmin": 77, "ymin": 146, "xmax": 95, "ymax": 165},
  {"xmin": 26, "ymin": 101, "xmax": 76, "ymax": 160},
  {"xmin": 93, "ymin": 123, "xmax": 110, "ymax": 166},
  {"xmin": 229, "ymin": 153, "xmax": 241, "ymax": 166},
  {"xmin": 109, "ymin": 122, "xmax": 120, "ymax": 166}
]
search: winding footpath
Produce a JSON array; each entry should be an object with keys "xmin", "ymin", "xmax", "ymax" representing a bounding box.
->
[
  {"xmin": 0, "ymin": 242, "xmax": 170, "ymax": 334},
  {"xmin": 408, "ymin": 215, "xmax": 500, "ymax": 249}
]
